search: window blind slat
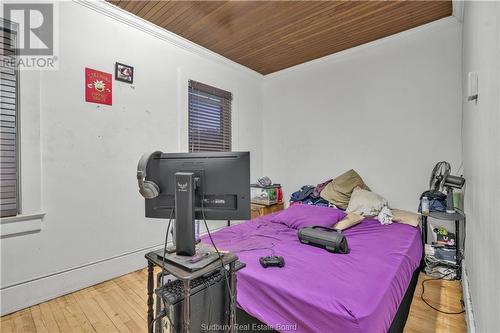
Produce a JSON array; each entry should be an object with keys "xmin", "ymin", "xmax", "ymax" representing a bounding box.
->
[
  {"xmin": 0, "ymin": 167, "xmax": 16, "ymax": 174},
  {"xmin": 189, "ymin": 130, "xmax": 231, "ymax": 139},
  {"xmin": 0, "ymin": 145, "xmax": 16, "ymax": 152},
  {"xmin": 189, "ymin": 106, "xmax": 222, "ymax": 115},
  {"xmin": 1, "ymin": 119, "xmax": 16, "ymax": 127},
  {"xmin": 0, "ymin": 25, "xmax": 18, "ymax": 217},
  {"xmin": 0, "ymin": 187, "xmax": 16, "ymax": 195},
  {"xmin": 188, "ymin": 80, "xmax": 231, "ymax": 153},
  {"xmin": 0, "ymin": 114, "xmax": 15, "ymax": 122},
  {"xmin": 1, "ymin": 103, "xmax": 16, "ymax": 111},
  {"xmin": 0, "ymin": 49, "xmax": 15, "ymax": 56},
  {"xmin": 1, "ymin": 110, "xmax": 16, "ymax": 117},
  {"xmin": 0, "ymin": 79, "xmax": 16, "ymax": 88},
  {"xmin": 0, "ymin": 141, "xmax": 15, "ymax": 148},
  {"xmin": 0, "ymin": 150, "xmax": 16, "ymax": 157},
  {"xmin": 0, "ymin": 68, "xmax": 15, "ymax": 76},
  {"xmin": 0, "ymin": 192, "xmax": 16, "ymax": 199},
  {"xmin": 0, "ymin": 172, "xmax": 16, "ymax": 180},
  {"xmin": 1, "ymin": 210, "xmax": 17, "ymax": 217},
  {"xmin": 0, "ymin": 93, "xmax": 15, "ymax": 99},
  {"xmin": 188, "ymin": 114, "xmax": 226, "ymax": 124},
  {"xmin": 189, "ymin": 137, "xmax": 226, "ymax": 145},
  {"xmin": 188, "ymin": 107, "xmax": 231, "ymax": 121},
  {"xmin": 189, "ymin": 96, "xmax": 225, "ymax": 108},
  {"xmin": 1, "ymin": 197, "xmax": 17, "ymax": 205},
  {"xmin": 0, "ymin": 72, "xmax": 16, "ymax": 81},
  {"xmin": 0, "ymin": 107, "xmax": 15, "ymax": 115},
  {"xmin": 0, "ymin": 127, "xmax": 16, "ymax": 134},
  {"xmin": 0, "ymin": 132, "xmax": 15, "ymax": 140},
  {"xmin": 1, "ymin": 85, "xmax": 16, "ymax": 93},
  {"xmin": 0, "ymin": 202, "xmax": 16, "ymax": 211},
  {"xmin": 0, "ymin": 36, "xmax": 12, "ymax": 43},
  {"xmin": 1, "ymin": 91, "xmax": 16, "ymax": 99},
  {"xmin": 1, "ymin": 179, "xmax": 16, "ymax": 186}
]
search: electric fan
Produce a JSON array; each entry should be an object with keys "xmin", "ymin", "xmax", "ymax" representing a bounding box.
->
[
  {"xmin": 428, "ymin": 161, "xmax": 465, "ymax": 213},
  {"xmin": 429, "ymin": 161, "xmax": 451, "ymax": 193}
]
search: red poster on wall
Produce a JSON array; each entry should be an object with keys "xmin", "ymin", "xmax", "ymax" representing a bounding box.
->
[{"xmin": 85, "ymin": 68, "xmax": 112, "ymax": 105}]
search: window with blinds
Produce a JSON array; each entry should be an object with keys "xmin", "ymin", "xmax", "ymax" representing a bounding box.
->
[
  {"xmin": 188, "ymin": 80, "xmax": 232, "ymax": 152},
  {"xmin": 1, "ymin": 24, "xmax": 19, "ymax": 217}
]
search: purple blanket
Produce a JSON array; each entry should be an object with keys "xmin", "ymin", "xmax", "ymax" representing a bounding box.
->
[{"xmin": 202, "ymin": 210, "xmax": 422, "ymax": 333}]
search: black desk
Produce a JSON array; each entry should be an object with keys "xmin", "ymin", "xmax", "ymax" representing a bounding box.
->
[
  {"xmin": 145, "ymin": 250, "xmax": 239, "ymax": 333},
  {"xmin": 421, "ymin": 211, "xmax": 465, "ymax": 280}
]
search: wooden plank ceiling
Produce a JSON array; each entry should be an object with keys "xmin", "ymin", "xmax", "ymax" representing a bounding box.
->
[{"xmin": 108, "ymin": 1, "xmax": 452, "ymax": 75}]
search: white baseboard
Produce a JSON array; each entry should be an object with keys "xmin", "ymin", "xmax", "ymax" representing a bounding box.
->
[
  {"xmin": 0, "ymin": 243, "xmax": 162, "ymax": 316},
  {"xmin": 0, "ymin": 222, "xmax": 229, "ymax": 316},
  {"xmin": 462, "ymin": 260, "xmax": 476, "ymax": 333}
]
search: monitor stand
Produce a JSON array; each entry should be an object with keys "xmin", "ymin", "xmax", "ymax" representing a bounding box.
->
[
  {"xmin": 153, "ymin": 243, "xmax": 221, "ymax": 272},
  {"xmin": 156, "ymin": 172, "xmax": 221, "ymax": 271},
  {"xmin": 174, "ymin": 172, "xmax": 197, "ymax": 256}
]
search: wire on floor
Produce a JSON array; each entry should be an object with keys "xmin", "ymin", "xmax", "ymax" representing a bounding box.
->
[{"xmin": 420, "ymin": 272, "xmax": 465, "ymax": 315}]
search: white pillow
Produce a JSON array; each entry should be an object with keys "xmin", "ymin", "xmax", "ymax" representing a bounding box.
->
[
  {"xmin": 391, "ymin": 208, "xmax": 420, "ymax": 227},
  {"xmin": 346, "ymin": 187, "xmax": 387, "ymax": 217}
]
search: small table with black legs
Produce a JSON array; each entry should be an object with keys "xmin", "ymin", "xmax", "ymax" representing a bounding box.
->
[
  {"xmin": 145, "ymin": 250, "xmax": 239, "ymax": 333},
  {"xmin": 421, "ymin": 211, "xmax": 466, "ymax": 280}
]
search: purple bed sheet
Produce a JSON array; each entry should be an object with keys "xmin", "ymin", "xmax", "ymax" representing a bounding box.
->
[{"xmin": 202, "ymin": 209, "xmax": 422, "ymax": 333}]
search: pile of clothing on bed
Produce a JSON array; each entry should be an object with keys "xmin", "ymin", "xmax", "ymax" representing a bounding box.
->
[{"xmin": 290, "ymin": 169, "xmax": 419, "ymax": 228}]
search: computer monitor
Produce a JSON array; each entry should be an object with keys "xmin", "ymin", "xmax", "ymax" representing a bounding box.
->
[{"xmin": 144, "ymin": 151, "xmax": 250, "ymax": 256}]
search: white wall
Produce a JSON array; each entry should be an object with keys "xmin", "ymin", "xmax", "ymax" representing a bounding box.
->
[
  {"xmin": 462, "ymin": 2, "xmax": 500, "ymax": 332},
  {"xmin": 0, "ymin": 1, "xmax": 262, "ymax": 315},
  {"xmin": 262, "ymin": 17, "xmax": 462, "ymax": 211}
]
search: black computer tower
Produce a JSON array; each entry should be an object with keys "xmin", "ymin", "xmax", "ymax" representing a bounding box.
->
[{"xmin": 155, "ymin": 272, "xmax": 229, "ymax": 333}]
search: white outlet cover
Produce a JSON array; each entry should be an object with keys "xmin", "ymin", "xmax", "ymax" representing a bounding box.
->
[{"xmin": 467, "ymin": 71, "xmax": 478, "ymax": 101}]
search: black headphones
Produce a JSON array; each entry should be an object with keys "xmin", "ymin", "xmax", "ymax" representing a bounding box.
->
[{"xmin": 137, "ymin": 151, "xmax": 162, "ymax": 199}]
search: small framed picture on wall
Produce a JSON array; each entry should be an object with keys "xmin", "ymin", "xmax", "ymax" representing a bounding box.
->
[{"xmin": 115, "ymin": 62, "xmax": 134, "ymax": 84}]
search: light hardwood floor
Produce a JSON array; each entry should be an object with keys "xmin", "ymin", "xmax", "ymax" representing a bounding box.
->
[{"xmin": 0, "ymin": 270, "xmax": 466, "ymax": 333}]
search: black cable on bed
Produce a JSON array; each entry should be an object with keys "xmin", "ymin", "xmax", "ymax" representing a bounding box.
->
[
  {"xmin": 233, "ymin": 244, "xmax": 275, "ymax": 256},
  {"xmin": 420, "ymin": 273, "xmax": 465, "ymax": 315}
]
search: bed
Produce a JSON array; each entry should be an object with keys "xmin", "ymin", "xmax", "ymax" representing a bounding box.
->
[{"xmin": 201, "ymin": 205, "xmax": 423, "ymax": 333}]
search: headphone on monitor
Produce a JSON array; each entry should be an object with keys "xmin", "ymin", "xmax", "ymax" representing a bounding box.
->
[{"xmin": 137, "ymin": 151, "xmax": 162, "ymax": 199}]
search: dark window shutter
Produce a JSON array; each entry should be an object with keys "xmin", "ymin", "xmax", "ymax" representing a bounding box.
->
[
  {"xmin": 1, "ymin": 24, "xmax": 19, "ymax": 217},
  {"xmin": 188, "ymin": 80, "xmax": 232, "ymax": 152}
]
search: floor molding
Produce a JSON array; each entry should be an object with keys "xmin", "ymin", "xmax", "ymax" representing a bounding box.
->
[
  {"xmin": 0, "ymin": 223, "xmax": 228, "ymax": 316},
  {"xmin": 0, "ymin": 242, "xmax": 163, "ymax": 316},
  {"xmin": 462, "ymin": 260, "xmax": 476, "ymax": 333}
]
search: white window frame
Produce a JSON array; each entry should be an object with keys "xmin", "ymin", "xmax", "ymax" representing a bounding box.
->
[{"xmin": 0, "ymin": 18, "xmax": 44, "ymax": 237}]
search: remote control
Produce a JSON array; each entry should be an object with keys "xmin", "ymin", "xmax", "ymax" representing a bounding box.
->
[{"xmin": 259, "ymin": 256, "xmax": 285, "ymax": 268}]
